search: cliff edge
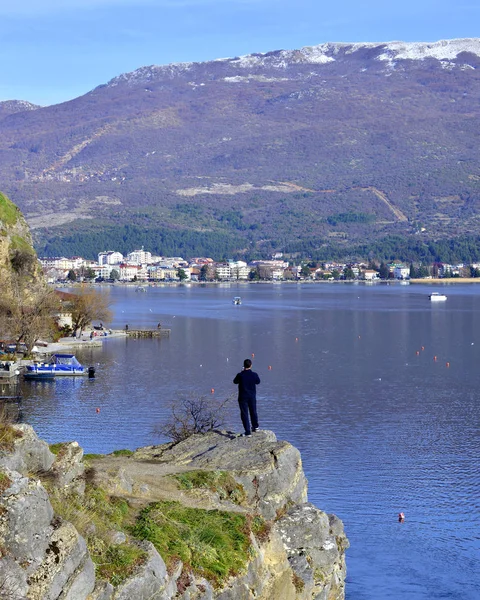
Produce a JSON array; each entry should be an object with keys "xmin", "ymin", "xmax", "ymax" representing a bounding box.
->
[{"xmin": 0, "ymin": 426, "xmax": 348, "ymax": 599}]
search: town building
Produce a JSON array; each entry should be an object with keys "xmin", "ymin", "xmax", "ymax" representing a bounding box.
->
[
  {"xmin": 363, "ymin": 269, "xmax": 379, "ymax": 281},
  {"xmin": 98, "ymin": 251, "xmax": 124, "ymax": 265},
  {"xmin": 394, "ymin": 265, "xmax": 410, "ymax": 280},
  {"xmin": 127, "ymin": 248, "xmax": 152, "ymax": 265}
]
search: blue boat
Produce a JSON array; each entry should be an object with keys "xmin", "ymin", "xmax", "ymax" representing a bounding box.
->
[{"xmin": 24, "ymin": 354, "xmax": 88, "ymax": 379}]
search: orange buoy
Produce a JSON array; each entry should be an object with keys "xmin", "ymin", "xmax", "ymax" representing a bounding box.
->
[
  {"xmin": 398, "ymin": 512, "xmax": 405, "ymax": 522},
  {"xmin": 434, "ymin": 356, "xmax": 437, "ymax": 361},
  {"xmin": 268, "ymin": 365, "xmax": 272, "ymax": 370},
  {"xmin": 446, "ymin": 362, "xmax": 450, "ymax": 368},
  {"xmin": 211, "ymin": 388, "xmax": 215, "ymax": 393},
  {"xmin": 96, "ymin": 407, "xmax": 100, "ymax": 413}
]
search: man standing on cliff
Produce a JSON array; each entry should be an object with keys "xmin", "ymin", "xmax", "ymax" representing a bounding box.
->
[{"xmin": 233, "ymin": 359, "xmax": 261, "ymax": 436}]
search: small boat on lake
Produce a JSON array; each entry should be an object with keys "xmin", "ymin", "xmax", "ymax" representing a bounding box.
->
[
  {"xmin": 233, "ymin": 296, "xmax": 242, "ymax": 305},
  {"xmin": 429, "ymin": 292, "xmax": 447, "ymax": 302},
  {"xmin": 24, "ymin": 354, "xmax": 88, "ymax": 379}
]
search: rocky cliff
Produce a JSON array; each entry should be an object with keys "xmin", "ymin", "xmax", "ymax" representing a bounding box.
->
[
  {"xmin": 0, "ymin": 190, "xmax": 39, "ymax": 291},
  {"xmin": 0, "ymin": 426, "xmax": 348, "ymax": 600}
]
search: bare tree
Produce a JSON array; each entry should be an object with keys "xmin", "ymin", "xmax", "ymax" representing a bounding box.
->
[
  {"xmin": 155, "ymin": 394, "xmax": 234, "ymax": 443},
  {"xmin": 0, "ymin": 249, "xmax": 60, "ymax": 354},
  {"xmin": 68, "ymin": 288, "xmax": 113, "ymax": 335}
]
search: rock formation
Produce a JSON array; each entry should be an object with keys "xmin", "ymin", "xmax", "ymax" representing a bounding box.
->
[
  {"xmin": 0, "ymin": 426, "xmax": 348, "ymax": 599},
  {"xmin": 0, "ymin": 191, "xmax": 39, "ymax": 291}
]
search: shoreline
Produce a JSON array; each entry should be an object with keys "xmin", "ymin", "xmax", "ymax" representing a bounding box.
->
[
  {"xmin": 32, "ymin": 330, "xmax": 127, "ymax": 356},
  {"xmin": 55, "ymin": 278, "xmax": 480, "ymax": 288}
]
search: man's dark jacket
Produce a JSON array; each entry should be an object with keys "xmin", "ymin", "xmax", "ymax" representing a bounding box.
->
[{"xmin": 233, "ymin": 369, "xmax": 261, "ymax": 400}]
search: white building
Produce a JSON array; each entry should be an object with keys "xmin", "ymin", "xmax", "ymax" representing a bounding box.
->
[
  {"xmin": 157, "ymin": 257, "xmax": 188, "ymax": 269},
  {"xmin": 394, "ymin": 266, "xmax": 410, "ymax": 280},
  {"xmin": 251, "ymin": 260, "xmax": 289, "ymax": 269},
  {"xmin": 363, "ymin": 269, "xmax": 379, "ymax": 281},
  {"xmin": 127, "ymin": 248, "xmax": 152, "ymax": 265},
  {"xmin": 98, "ymin": 251, "xmax": 124, "ymax": 266},
  {"xmin": 271, "ymin": 268, "xmax": 285, "ymax": 280},
  {"xmin": 229, "ymin": 260, "xmax": 249, "ymax": 280},
  {"xmin": 92, "ymin": 265, "xmax": 115, "ymax": 279},
  {"xmin": 40, "ymin": 256, "xmax": 85, "ymax": 271},
  {"xmin": 119, "ymin": 264, "xmax": 143, "ymax": 281}
]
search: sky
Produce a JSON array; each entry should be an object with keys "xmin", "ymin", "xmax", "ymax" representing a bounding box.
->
[{"xmin": 0, "ymin": 0, "xmax": 478, "ymax": 106}]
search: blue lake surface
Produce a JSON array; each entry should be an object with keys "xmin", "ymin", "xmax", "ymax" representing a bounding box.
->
[{"xmin": 19, "ymin": 282, "xmax": 480, "ymax": 599}]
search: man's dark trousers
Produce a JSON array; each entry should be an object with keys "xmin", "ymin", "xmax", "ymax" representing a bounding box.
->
[{"xmin": 238, "ymin": 397, "xmax": 258, "ymax": 435}]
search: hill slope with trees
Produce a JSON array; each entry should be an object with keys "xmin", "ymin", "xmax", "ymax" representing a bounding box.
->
[{"xmin": 1, "ymin": 39, "xmax": 480, "ymax": 259}]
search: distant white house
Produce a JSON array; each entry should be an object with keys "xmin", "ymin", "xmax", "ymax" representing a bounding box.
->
[
  {"xmin": 363, "ymin": 269, "xmax": 379, "ymax": 281},
  {"xmin": 394, "ymin": 266, "xmax": 410, "ymax": 279}
]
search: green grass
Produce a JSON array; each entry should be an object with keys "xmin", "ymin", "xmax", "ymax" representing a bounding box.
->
[
  {"xmin": 90, "ymin": 541, "xmax": 147, "ymax": 586},
  {"xmin": 0, "ymin": 192, "xmax": 19, "ymax": 226},
  {"xmin": 0, "ymin": 471, "xmax": 12, "ymax": 494},
  {"xmin": 172, "ymin": 470, "xmax": 247, "ymax": 505},
  {"xmin": 46, "ymin": 483, "xmax": 144, "ymax": 586},
  {"xmin": 83, "ymin": 453, "xmax": 104, "ymax": 460},
  {"xmin": 131, "ymin": 500, "xmax": 253, "ymax": 586},
  {"xmin": 49, "ymin": 442, "xmax": 68, "ymax": 456},
  {"xmin": 112, "ymin": 449, "xmax": 134, "ymax": 457},
  {"xmin": 10, "ymin": 234, "xmax": 34, "ymax": 253},
  {"xmin": 0, "ymin": 423, "xmax": 23, "ymax": 452}
]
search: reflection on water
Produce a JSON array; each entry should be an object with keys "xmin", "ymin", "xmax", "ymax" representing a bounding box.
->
[{"xmin": 18, "ymin": 283, "xmax": 480, "ymax": 600}]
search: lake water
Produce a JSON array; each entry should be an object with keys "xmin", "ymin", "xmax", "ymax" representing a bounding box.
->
[{"xmin": 18, "ymin": 283, "xmax": 480, "ymax": 599}]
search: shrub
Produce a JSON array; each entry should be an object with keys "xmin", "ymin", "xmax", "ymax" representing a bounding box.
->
[
  {"xmin": 0, "ymin": 407, "xmax": 22, "ymax": 452},
  {"xmin": 156, "ymin": 394, "xmax": 233, "ymax": 443}
]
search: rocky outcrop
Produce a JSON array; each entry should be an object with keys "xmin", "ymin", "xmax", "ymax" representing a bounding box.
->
[
  {"xmin": 49, "ymin": 442, "xmax": 85, "ymax": 495},
  {"xmin": 0, "ymin": 425, "xmax": 348, "ymax": 600},
  {"xmin": 0, "ymin": 191, "xmax": 39, "ymax": 291},
  {"xmin": 132, "ymin": 430, "xmax": 308, "ymax": 520},
  {"xmin": 0, "ymin": 424, "xmax": 55, "ymax": 474}
]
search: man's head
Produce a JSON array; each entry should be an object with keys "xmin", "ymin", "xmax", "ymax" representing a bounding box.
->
[{"xmin": 243, "ymin": 358, "xmax": 252, "ymax": 370}]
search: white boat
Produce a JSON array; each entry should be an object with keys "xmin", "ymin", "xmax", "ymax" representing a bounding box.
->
[
  {"xmin": 233, "ymin": 296, "xmax": 242, "ymax": 305},
  {"xmin": 429, "ymin": 292, "xmax": 447, "ymax": 302}
]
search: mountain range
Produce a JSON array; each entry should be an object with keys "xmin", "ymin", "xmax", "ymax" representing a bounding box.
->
[{"xmin": 1, "ymin": 38, "xmax": 480, "ymax": 260}]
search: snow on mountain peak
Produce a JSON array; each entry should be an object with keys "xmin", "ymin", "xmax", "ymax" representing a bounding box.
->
[
  {"xmin": 377, "ymin": 38, "xmax": 480, "ymax": 61},
  {"xmin": 105, "ymin": 38, "xmax": 480, "ymax": 89},
  {"xmin": 218, "ymin": 39, "xmax": 480, "ymax": 71}
]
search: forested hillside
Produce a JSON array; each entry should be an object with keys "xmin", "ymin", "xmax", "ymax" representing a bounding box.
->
[{"xmin": 1, "ymin": 39, "xmax": 479, "ymax": 260}]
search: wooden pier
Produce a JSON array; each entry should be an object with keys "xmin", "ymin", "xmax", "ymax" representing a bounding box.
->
[{"xmin": 126, "ymin": 328, "xmax": 170, "ymax": 338}]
